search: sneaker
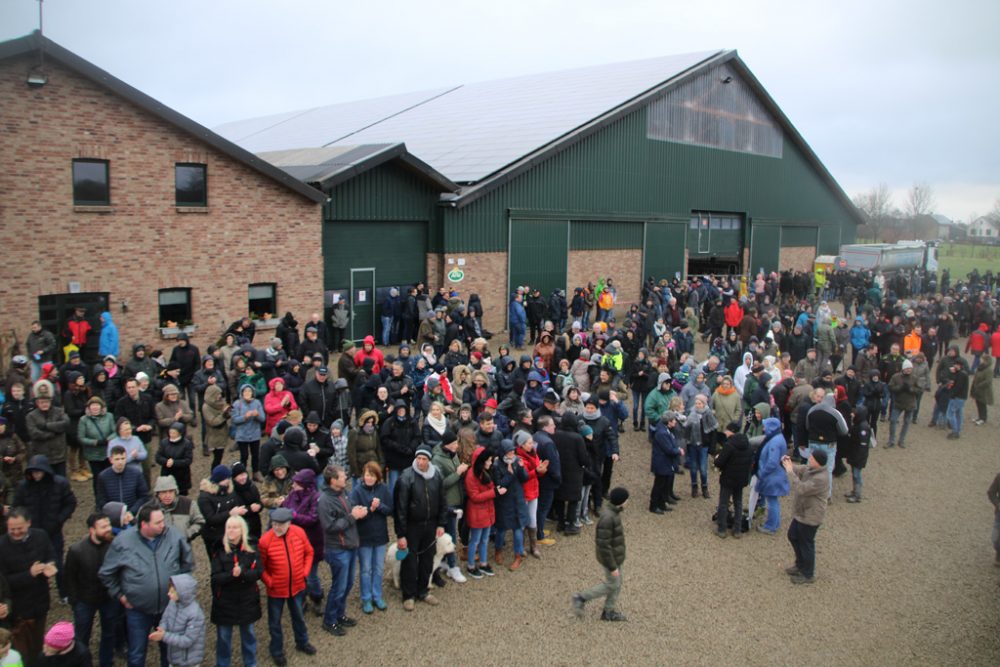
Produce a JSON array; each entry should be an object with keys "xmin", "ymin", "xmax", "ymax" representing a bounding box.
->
[
  {"xmin": 422, "ymin": 593, "xmax": 440, "ymax": 606},
  {"xmin": 897, "ymin": 441, "xmax": 906, "ymax": 449},
  {"xmin": 649, "ymin": 507, "xmax": 665, "ymax": 515},
  {"xmin": 322, "ymin": 623, "xmax": 346, "ymax": 637},
  {"xmin": 337, "ymin": 616, "xmax": 357, "ymax": 628},
  {"xmin": 974, "ymin": 419, "xmax": 985, "ymax": 426},
  {"xmin": 466, "ymin": 566, "xmax": 484, "ymax": 579},
  {"xmin": 374, "ymin": 598, "xmax": 388, "ymax": 611},
  {"xmin": 295, "ymin": 643, "xmax": 317, "ymax": 656},
  {"xmin": 538, "ymin": 536, "xmax": 556, "ymax": 546},
  {"xmin": 756, "ymin": 526, "xmax": 776, "ymax": 535},
  {"xmin": 947, "ymin": 432, "xmax": 960, "ymax": 440},
  {"xmin": 479, "ymin": 564, "xmax": 495, "ymax": 576},
  {"xmin": 846, "ymin": 495, "xmax": 861, "ymax": 503},
  {"xmin": 403, "ymin": 599, "xmax": 415, "ymax": 611},
  {"xmin": 362, "ymin": 600, "xmax": 374, "ymax": 614},
  {"xmin": 448, "ymin": 566, "xmax": 467, "ymax": 583},
  {"xmin": 785, "ymin": 564, "xmax": 801, "ymax": 575},
  {"xmin": 714, "ymin": 529, "xmax": 727, "ymax": 539},
  {"xmin": 600, "ymin": 609, "xmax": 628, "ymax": 622},
  {"xmin": 583, "ymin": 516, "xmax": 594, "ymax": 526},
  {"xmin": 571, "ymin": 593, "xmax": 586, "ymax": 618},
  {"xmin": 790, "ymin": 574, "xmax": 815, "ymax": 585},
  {"xmin": 886, "ymin": 441, "xmax": 895, "ymax": 448}
]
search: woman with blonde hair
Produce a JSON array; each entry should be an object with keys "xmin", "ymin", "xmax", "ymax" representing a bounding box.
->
[{"xmin": 211, "ymin": 515, "xmax": 262, "ymax": 667}]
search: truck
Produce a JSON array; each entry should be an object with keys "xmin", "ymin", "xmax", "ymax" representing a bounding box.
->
[{"xmin": 834, "ymin": 241, "xmax": 939, "ymax": 274}]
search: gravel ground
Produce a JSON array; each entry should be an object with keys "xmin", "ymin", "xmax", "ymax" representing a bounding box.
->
[{"xmin": 44, "ymin": 339, "xmax": 1000, "ymax": 666}]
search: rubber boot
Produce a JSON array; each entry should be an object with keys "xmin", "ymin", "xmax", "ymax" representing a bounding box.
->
[
  {"xmin": 691, "ymin": 486, "xmax": 699, "ymax": 498},
  {"xmin": 701, "ymin": 485, "xmax": 710, "ymax": 500}
]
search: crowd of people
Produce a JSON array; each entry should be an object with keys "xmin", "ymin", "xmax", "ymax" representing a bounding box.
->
[{"xmin": 0, "ymin": 264, "xmax": 998, "ymax": 666}]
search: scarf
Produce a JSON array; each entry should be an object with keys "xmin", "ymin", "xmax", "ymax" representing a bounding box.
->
[
  {"xmin": 715, "ymin": 385, "xmax": 737, "ymax": 396},
  {"xmin": 411, "ymin": 458, "xmax": 437, "ymax": 480},
  {"xmin": 426, "ymin": 413, "xmax": 447, "ymax": 435}
]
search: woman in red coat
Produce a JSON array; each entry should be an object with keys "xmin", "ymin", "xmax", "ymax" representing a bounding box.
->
[
  {"xmin": 515, "ymin": 431, "xmax": 544, "ymax": 558},
  {"xmin": 724, "ymin": 299, "xmax": 744, "ymax": 336},
  {"xmin": 464, "ymin": 446, "xmax": 496, "ymax": 579},
  {"xmin": 263, "ymin": 377, "xmax": 298, "ymax": 434}
]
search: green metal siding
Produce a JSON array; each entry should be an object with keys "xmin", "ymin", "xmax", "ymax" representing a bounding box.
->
[
  {"xmin": 749, "ymin": 225, "xmax": 781, "ymax": 274},
  {"xmin": 687, "ymin": 227, "xmax": 743, "ymax": 257},
  {"xmin": 446, "ymin": 103, "xmax": 856, "ymax": 255},
  {"xmin": 780, "ymin": 226, "xmax": 818, "ymax": 248},
  {"xmin": 570, "ymin": 220, "xmax": 643, "ymax": 249},
  {"xmin": 644, "ymin": 222, "xmax": 687, "ymax": 282},
  {"xmin": 323, "ymin": 220, "xmax": 427, "ymax": 291},
  {"xmin": 326, "ymin": 161, "xmax": 443, "ymax": 252},
  {"xmin": 509, "ymin": 219, "xmax": 567, "ymax": 296}
]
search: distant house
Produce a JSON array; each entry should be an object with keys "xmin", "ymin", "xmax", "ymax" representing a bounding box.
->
[
  {"xmin": 930, "ymin": 213, "xmax": 954, "ymax": 240},
  {"xmin": 969, "ymin": 215, "xmax": 1000, "ymax": 239}
]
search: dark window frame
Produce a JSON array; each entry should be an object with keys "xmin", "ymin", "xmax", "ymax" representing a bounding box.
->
[
  {"xmin": 158, "ymin": 288, "xmax": 193, "ymax": 327},
  {"xmin": 175, "ymin": 163, "xmax": 208, "ymax": 207},
  {"xmin": 72, "ymin": 158, "xmax": 110, "ymax": 205},
  {"xmin": 248, "ymin": 283, "xmax": 277, "ymax": 319}
]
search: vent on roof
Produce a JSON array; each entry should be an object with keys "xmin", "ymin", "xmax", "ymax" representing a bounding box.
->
[{"xmin": 646, "ymin": 63, "xmax": 782, "ymax": 158}]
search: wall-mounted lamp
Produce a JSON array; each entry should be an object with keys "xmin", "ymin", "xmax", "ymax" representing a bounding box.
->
[
  {"xmin": 26, "ymin": 68, "xmax": 48, "ymax": 87},
  {"xmin": 121, "ymin": 299, "xmax": 129, "ymax": 313},
  {"xmin": 721, "ymin": 76, "xmax": 733, "ymax": 84}
]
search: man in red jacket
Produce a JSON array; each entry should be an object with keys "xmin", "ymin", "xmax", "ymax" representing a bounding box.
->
[
  {"xmin": 724, "ymin": 299, "xmax": 744, "ymax": 337},
  {"xmin": 353, "ymin": 336, "xmax": 385, "ymax": 375},
  {"xmin": 259, "ymin": 508, "xmax": 315, "ymax": 666}
]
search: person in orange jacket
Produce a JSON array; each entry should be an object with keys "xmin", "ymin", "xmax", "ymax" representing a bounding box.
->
[{"xmin": 903, "ymin": 325, "xmax": 923, "ymax": 358}]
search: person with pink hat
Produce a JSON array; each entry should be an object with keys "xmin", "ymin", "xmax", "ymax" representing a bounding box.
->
[{"xmin": 39, "ymin": 621, "xmax": 89, "ymax": 666}]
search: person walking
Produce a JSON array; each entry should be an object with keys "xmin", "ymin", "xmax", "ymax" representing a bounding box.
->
[
  {"xmin": 257, "ymin": 508, "xmax": 317, "ymax": 666},
  {"xmin": 98, "ymin": 504, "xmax": 194, "ymax": 667},
  {"xmin": 571, "ymin": 486, "xmax": 629, "ymax": 622},
  {"xmin": 782, "ymin": 449, "xmax": 829, "ymax": 584},
  {"xmin": 887, "ymin": 360, "xmax": 920, "ymax": 448}
]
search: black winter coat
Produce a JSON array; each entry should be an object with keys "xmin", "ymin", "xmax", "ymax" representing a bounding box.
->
[
  {"xmin": 64, "ymin": 536, "xmax": 111, "ymax": 605},
  {"xmin": 392, "ymin": 467, "xmax": 448, "ymax": 535},
  {"xmin": 714, "ymin": 433, "xmax": 753, "ymax": 489},
  {"xmin": 0, "ymin": 528, "xmax": 56, "ymax": 620},
  {"xmin": 13, "ymin": 472, "xmax": 77, "ymax": 538},
  {"xmin": 299, "ymin": 379, "xmax": 336, "ymax": 427},
  {"xmin": 210, "ymin": 546, "xmax": 263, "ymax": 626},
  {"xmin": 380, "ymin": 417, "xmax": 420, "ymax": 471},
  {"xmin": 198, "ymin": 483, "xmax": 240, "ymax": 549},
  {"xmin": 552, "ymin": 416, "xmax": 591, "ymax": 501}
]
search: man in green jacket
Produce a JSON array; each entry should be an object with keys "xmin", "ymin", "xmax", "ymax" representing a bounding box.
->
[{"xmin": 571, "ymin": 486, "xmax": 628, "ymax": 621}]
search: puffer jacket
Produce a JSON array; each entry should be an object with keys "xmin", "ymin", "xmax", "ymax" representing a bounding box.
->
[
  {"xmin": 258, "ymin": 524, "xmax": 314, "ymax": 599},
  {"xmin": 788, "ymin": 464, "xmax": 829, "ymax": 527},
  {"xmin": 714, "ymin": 432, "xmax": 753, "ymax": 489},
  {"xmin": 230, "ymin": 392, "xmax": 265, "ymax": 442},
  {"xmin": 159, "ymin": 574, "xmax": 205, "ymax": 667},
  {"xmin": 594, "ymin": 503, "xmax": 626, "ymax": 571},
  {"xmin": 318, "ymin": 485, "xmax": 360, "ymax": 551},
  {"xmin": 197, "ymin": 479, "xmax": 240, "ymax": 549},
  {"xmin": 515, "ymin": 444, "xmax": 541, "ymax": 502},
  {"xmin": 25, "ymin": 405, "xmax": 71, "ymax": 464},
  {"xmin": 464, "ymin": 447, "xmax": 496, "ymax": 529},
  {"xmin": 755, "ymin": 418, "xmax": 790, "ymax": 497},
  {"xmin": 491, "ymin": 443, "xmax": 529, "ymax": 531},
  {"xmin": 431, "ymin": 444, "xmax": 465, "ymax": 507},
  {"xmin": 78, "ymin": 408, "xmax": 117, "ymax": 462},
  {"xmin": 98, "ymin": 525, "xmax": 194, "ymax": 615},
  {"xmin": 13, "ymin": 458, "xmax": 77, "ymax": 537},
  {"xmin": 347, "ymin": 413, "xmax": 383, "ymax": 478},
  {"xmin": 264, "ymin": 377, "xmax": 298, "ymax": 434},
  {"xmin": 650, "ymin": 419, "xmax": 682, "ymax": 476},
  {"xmin": 210, "ymin": 545, "xmax": 263, "ymax": 626}
]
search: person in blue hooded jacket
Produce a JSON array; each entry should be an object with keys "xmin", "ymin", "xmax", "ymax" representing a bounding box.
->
[
  {"xmin": 523, "ymin": 372, "xmax": 546, "ymax": 411},
  {"xmin": 755, "ymin": 417, "xmax": 790, "ymax": 534},
  {"xmin": 508, "ymin": 294, "xmax": 527, "ymax": 350},
  {"xmin": 849, "ymin": 317, "xmax": 871, "ymax": 365},
  {"xmin": 98, "ymin": 312, "xmax": 119, "ymax": 359},
  {"xmin": 492, "ymin": 439, "xmax": 529, "ymax": 571}
]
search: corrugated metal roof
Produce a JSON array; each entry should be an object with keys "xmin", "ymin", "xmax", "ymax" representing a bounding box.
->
[
  {"xmin": 215, "ymin": 52, "xmax": 722, "ymax": 183},
  {"xmin": 256, "ymin": 143, "xmax": 459, "ymax": 192}
]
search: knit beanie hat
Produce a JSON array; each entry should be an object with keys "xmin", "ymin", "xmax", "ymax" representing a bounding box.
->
[
  {"xmin": 210, "ymin": 465, "xmax": 232, "ymax": 483},
  {"xmin": 415, "ymin": 445, "xmax": 433, "ymax": 459},
  {"xmin": 901, "ymin": 359, "xmax": 913, "ymax": 371},
  {"xmin": 513, "ymin": 430, "xmax": 532, "ymax": 447},
  {"xmin": 810, "ymin": 448, "xmax": 829, "ymax": 467},
  {"xmin": 44, "ymin": 621, "xmax": 75, "ymax": 651},
  {"xmin": 608, "ymin": 487, "xmax": 630, "ymax": 507}
]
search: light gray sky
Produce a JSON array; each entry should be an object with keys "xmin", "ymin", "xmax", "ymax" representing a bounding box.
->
[{"xmin": 3, "ymin": 0, "xmax": 997, "ymax": 221}]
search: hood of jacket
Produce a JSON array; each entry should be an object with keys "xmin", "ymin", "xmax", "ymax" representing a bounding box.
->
[
  {"xmin": 753, "ymin": 402, "xmax": 772, "ymax": 419},
  {"xmin": 763, "ymin": 417, "xmax": 782, "ymax": 436},
  {"xmin": 169, "ymin": 573, "xmax": 198, "ymax": 606},
  {"xmin": 101, "ymin": 310, "xmax": 114, "ymax": 325},
  {"xmin": 292, "ymin": 468, "xmax": 316, "ymax": 487},
  {"xmin": 25, "ymin": 454, "xmax": 54, "ymax": 478},
  {"xmin": 362, "ymin": 335, "xmax": 376, "ymax": 348},
  {"xmin": 268, "ymin": 377, "xmax": 286, "ymax": 392}
]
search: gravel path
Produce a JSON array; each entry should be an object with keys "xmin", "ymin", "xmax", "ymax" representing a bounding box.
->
[{"xmin": 46, "ymin": 345, "xmax": 1000, "ymax": 666}]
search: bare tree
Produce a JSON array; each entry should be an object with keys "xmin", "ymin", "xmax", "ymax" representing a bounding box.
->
[
  {"xmin": 852, "ymin": 183, "xmax": 894, "ymax": 241},
  {"xmin": 905, "ymin": 182, "xmax": 935, "ymax": 218}
]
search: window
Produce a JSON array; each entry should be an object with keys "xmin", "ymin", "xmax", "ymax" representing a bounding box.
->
[
  {"xmin": 159, "ymin": 288, "xmax": 192, "ymax": 326},
  {"xmin": 72, "ymin": 159, "xmax": 110, "ymax": 205},
  {"xmin": 248, "ymin": 283, "xmax": 276, "ymax": 319},
  {"xmin": 175, "ymin": 163, "xmax": 207, "ymax": 206}
]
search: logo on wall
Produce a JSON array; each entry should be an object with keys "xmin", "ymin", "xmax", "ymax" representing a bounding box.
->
[{"xmin": 447, "ymin": 268, "xmax": 465, "ymax": 282}]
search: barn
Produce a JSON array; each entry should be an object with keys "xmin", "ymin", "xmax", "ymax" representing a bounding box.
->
[{"xmin": 216, "ymin": 49, "xmax": 861, "ymax": 335}]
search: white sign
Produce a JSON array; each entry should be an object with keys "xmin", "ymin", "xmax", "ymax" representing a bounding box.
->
[
  {"xmin": 357, "ymin": 290, "xmax": 367, "ymax": 303},
  {"xmin": 68, "ymin": 281, "xmax": 81, "ymax": 293},
  {"xmin": 332, "ymin": 293, "xmax": 341, "ymax": 304},
  {"xmin": 457, "ymin": 258, "xmax": 466, "ymax": 266}
]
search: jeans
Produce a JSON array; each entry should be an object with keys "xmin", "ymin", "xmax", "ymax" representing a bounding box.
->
[
  {"xmin": 444, "ymin": 507, "xmax": 460, "ymax": 568},
  {"xmin": 579, "ymin": 485, "xmax": 592, "ymax": 521},
  {"xmin": 687, "ymin": 445, "xmax": 709, "ymax": 487},
  {"xmin": 124, "ymin": 608, "xmax": 165, "ymax": 667},
  {"xmin": 913, "ymin": 393, "xmax": 923, "ymax": 422},
  {"xmin": 889, "ymin": 407, "xmax": 914, "ymax": 445},
  {"xmin": 536, "ymin": 485, "xmax": 556, "ymax": 539},
  {"xmin": 387, "ymin": 468, "xmax": 401, "ymax": 503},
  {"xmin": 357, "ymin": 543, "xmax": 387, "ymax": 603},
  {"xmin": 216, "ymin": 623, "xmax": 257, "ymax": 667},
  {"xmin": 947, "ymin": 398, "xmax": 966, "ymax": 434},
  {"xmin": 880, "ymin": 384, "xmax": 891, "ymax": 418},
  {"xmin": 763, "ymin": 495, "xmax": 781, "ymax": 532},
  {"xmin": 971, "ymin": 352, "xmax": 982, "ymax": 372},
  {"xmin": 381, "ymin": 316, "xmax": 393, "ymax": 346},
  {"xmin": 717, "ymin": 484, "xmax": 744, "ymax": 534},
  {"xmin": 305, "ymin": 561, "xmax": 323, "ymax": 601},
  {"xmin": 468, "ymin": 526, "xmax": 490, "ymax": 566},
  {"xmin": 631, "ymin": 389, "xmax": 648, "ymax": 425},
  {"xmin": 267, "ymin": 593, "xmax": 309, "ymax": 657},
  {"xmin": 787, "ymin": 518, "xmax": 819, "ymax": 579},
  {"xmin": 581, "ymin": 310, "xmax": 591, "ymax": 329},
  {"xmin": 851, "ymin": 466, "xmax": 863, "ymax": 498},
  {"xmin": 525, "ymin": 498, "xmax": 538, "ymax": 530},
  {"xmin": 73, "ymin": 599, "xmax": 120, "ymax": 667},
  {"xmin": 807, "ymin": 442, "xmax": 836, "ymax": 498},
  {"xmin": 495, "ymin": 526, "xmax": 524, "ymax": 556},
  {"xmin": 579, "ymin": 565, "xmax": 622, "ymax": 611},
  {"xmin": 510, "ymin": 324, "xmax": 525, "ymax": 348},
  {"xmin": 323, "ymin": 548, "xmax": 357, "ymax": 626}
]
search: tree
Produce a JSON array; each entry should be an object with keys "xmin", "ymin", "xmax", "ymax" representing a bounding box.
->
[
  {"xmin": 905, "ymin": 182, "xmax": 935, "ymax": 218},
  {"xmin": 853, "ymin": 183, "xmax": 893, "ymax": 241}
]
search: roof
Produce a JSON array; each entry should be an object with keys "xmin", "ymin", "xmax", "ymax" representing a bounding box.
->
[
  {"xmin": 215, "ymin": 51, "xmax": 723, "ymax": 183},
  {"xmin": 931, "ymin": 213, "xmax": 954, "ymax": 226},
  {"xmin": 0, "ymin": 31, "xmax": 325, "ymax": 204},
  {"xmin": 257, "ymin": 143, "xmax": 459, "ymax": 192},
  {"xmin": 216, "ymin": 50, "xmax": 863, "ymax": 226}
]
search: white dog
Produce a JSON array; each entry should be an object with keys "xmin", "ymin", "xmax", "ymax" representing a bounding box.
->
[{"xmin": 385, "ymin": 532, "xmax": 456, "ymax": 590}]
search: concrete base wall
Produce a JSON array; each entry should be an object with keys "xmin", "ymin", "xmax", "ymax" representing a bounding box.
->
[{"xmin": 779, "ymin": 246, "xmax": 817, "ymax": 272}]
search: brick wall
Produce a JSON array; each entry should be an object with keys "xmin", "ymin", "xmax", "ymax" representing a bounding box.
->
[
  {"xmin": 442, "ymin": 252, "xmax": 508, "ymax": 332},
  {"xmin": 0, "ymin": 55, "xmax": 322, "ymax": 356},
  {"xmin": 567, "ymin": 248, "xmax": 642, "ymax": 318},
  {"xmin": 426, "ymin": 253, "xmax": 444, "ymax": 291},
  {"xmin": 779, "ymin": 246, "xmax": 817, "ymax": 272}
]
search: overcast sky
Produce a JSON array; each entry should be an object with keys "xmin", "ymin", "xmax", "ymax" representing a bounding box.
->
[{"xmin": 3, "ymin": 0, "xmax": 998, "ymax": 221}]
